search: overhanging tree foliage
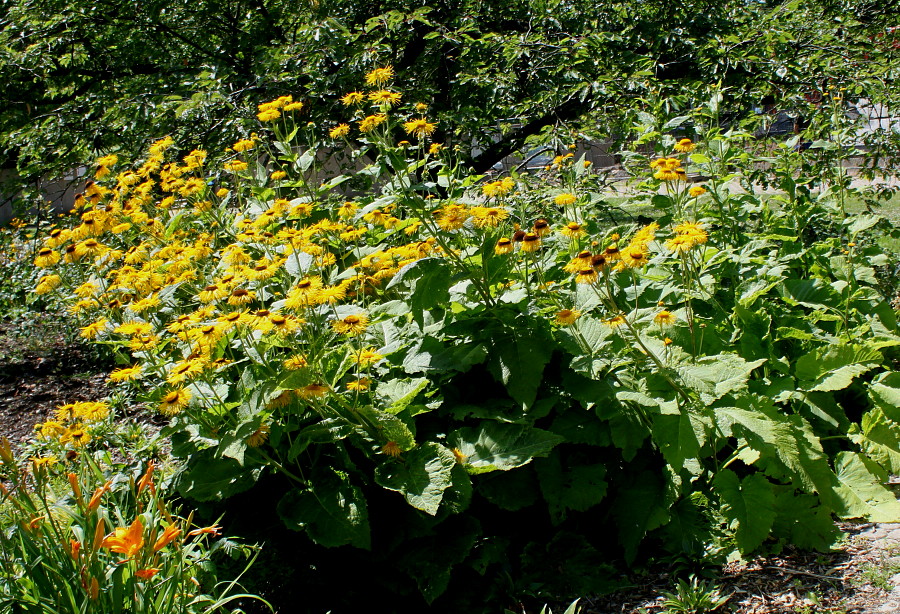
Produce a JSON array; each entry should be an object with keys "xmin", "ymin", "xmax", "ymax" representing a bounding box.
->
[{"xmin": 1, "ymin": 0, "xmax": 898, "ymax": 180}]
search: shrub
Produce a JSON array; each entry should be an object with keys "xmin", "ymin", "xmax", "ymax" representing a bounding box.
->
[{"xmin": 29, "ymin": 72, "xmax": 900, "ymax": 606}]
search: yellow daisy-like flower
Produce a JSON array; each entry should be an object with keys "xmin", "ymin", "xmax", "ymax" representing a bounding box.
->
[
  {"xmin": 227, "ymin": 288, "xmax": 255, "ymax": 306},
  {"xmin": 575, "ymin": 268, "xmax": 598, "ymax": 284},
  {"xmin": 284, "ymin": 354, "xmax": 308, "ymax": 370},
  {"xmin": 673, "ymin": 138, "xmax": 696, "ymax": 153},
  {"xmin": 96, "ymin": 154, "xmax": 118, "ymax": 167},
  {"xmin": 246, "ymin": 424, "xmax": 270, "ymax": 448},
  {"xmin": 403, "ymin": 118, "xmax": 437, "ymax": 138},
  {"xmin": 554, "ymin": 193, "xmax": 577, "ymax": 206},
  {"xmin": 365, "ymin": 66, "xmax": 394, "ymax": 86},
  {"xmin": 428, "ymin": 143, "xmax": 443, "ymax": 155},
  {"xmin": 559, "ymin": 222, "xmax": 585, "ymax": 239},
  {"xmin": 270, "ymin": 170, "xmax": 287, "ymax": 180},
  {"xmin": 654, "ymin": 310, "xmax": 677, "ymax": 326},
  {"xmin": 232, "ymin": 139, "xmax": 255, "ymax": 152},
  {"xmin": 470, "ymin": 206, "xmax": 509, "ymax": 228},
  {"xmin": 494, "ymin": 238, "xmax": 514, "ymax": 255},
  {"xmin": 354, "ymin": 347, "xmax": 384, "ymax": 367},
  {"xmin": 167, "ymin": 360, "xmax": 204, "ymax": 385},
  {"xmin": 368, "ymin": 90, "xmax": 402, "ymax": 107},
  {"xmin": 80, "ymin": 319, "xmax": 108, "ymax": 339},
  {"xmin": 330, "ymin": 123, "xmax": 351, "ymax": 138},
  {"xmin": 109, "ymin": 365, "xmax": 143, "ymax": 382},
  {"xmin": 688, "ymin": 185, "xmax": 707, "ymax": 197},
  {"xmin": 359, "ymin": 114, "xmax": 388, "ymax": 133},
  {"xmin": 332, "ymin": 313, "xmax": 369, "ymax": 335},
  {"xmin": 381, "ymin": 441, "xmax": 402, "ymax": 457},
  {"xmin": 603, "ymin": 315, "xmax": 627, "ymax": 328},
  {"xmin": 34, "ymin": 248, "xmax": 60, "ymax": 268},
  {"xmin": 620, "ymin": 243, "xmax": 650, "ymax": 268},
  {"xmin": 340, "ymin": 91, "xmax": 365, "ymax": 106},
  {"xmin": 554, "ymin": 309, "xmax": 581, "ymax": 325},
  {"xmin": 347, "ymin": 377, "xmax": 371, "ymax": 392},
  {"xmin": 283, "ymin": 101, "xmax": 304, "ymax": 112},
  {"xmin": 519, "ymin": 233, "xmax": 541, "ymax": 253},
  {"xmin": 60, "ymin": 426, "xmax": 92, "ymax": 447},
  {"xmin": 257, "ymin": 109, "xmax": 281, "ymax": 122},
  {"xmin": 159, "ymin": 388, "xmax": 191, "ymax": 416}
]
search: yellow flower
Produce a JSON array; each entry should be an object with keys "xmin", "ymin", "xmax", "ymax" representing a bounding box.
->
[
  {"xmin": 359, "ymin": 113, "xmax": 388, "ymax": 133},
  {"xmin": 654, "ymin": 310, "xmax": 677, "ymax": 326},
  {"xmin": 575, "ymin": 268, "xmax": 598, "ymax": 284},
  {"xmin": 519, "ymin": 233, "xmax": 541, "ymax": 253},
  {"xmin": 674, "ymin": 138, "xmax": 696, "ymax": 153},
  {"xmin": 559, "ymin": 222, "xmax": 585, "ymax": 239},
  {"xmin": 346, "ymin": 377, "xmax": 371, "ymax": 392},
  {"xmin": 232, "ymin": 139, "xmax": 255, "ymax": 152},
  {"xmin": 330, "ymin": 123, "xmax": 351, "ymax": 138},
  {"xmin": 284, "ymin": 354, "xmax": 308, "ymax": 370},
  {"xmin": 340, "ymin": 92, "xmax": 366, "ymax": 106},
  {"xmin": 35, "ymin": 274, "xmax": 62, "ymax": 294},
  {"xmin": 470, "ymin": 206, "xmax": 509, "ymax": 228},
  {"xmin": 365, "ymin": 66, "xmax": 394, "ymax": 87},
  {"xmin": 257, "ymin": 109, "xmax": 281, "ymax": 122},
  {"xmin": 246, "ymin": 424, "xmax": 270, "ymax": 448},
  {"xmin": 381, "ymin": 441, "xmax": 402, "ymax": 457},
  {"xmin": 96, "ymin": 154, "xmax": 118, "ymax": 167},
  {"xmin": 79, "ymin": 319, "xmax": 108, "ymax": 339},
  {"xmin": 354, "ymin": 347, "xmax": 384, "ymax": 367},
  {"xmin": 554, "ymin": 193, "xmax": 577, "ymax": 206},
  {"xmin": 428, "ymin": 143, "xmax": 443, "ymax": 155},
  {"xmin": 603, "ymin": 315, "xmax": 627, "ymax": 328},
  {"xmin": 270, "ymin": 170, "xmax": 287, "ymax": 180},
  {"xmin": 60, "ymin": 426, "xmax": 91, "ymax": 447},
  {"xmin": 109, "ymin": 365, "xmax": 143, "ymax": 382},
  {"xmin": 688, "ymin": 185, "xmax": 707, "ymax": 197},
  {"xmin": 403, "ymin": 118, "xmax": 437, "ymax": 138},
  {"xmin": 34, "ymin": 248, "xmax": 60, "ymax": 267},
  {"xmin": 332, "ymin": 313, "xmax": 369, "ymax": 335},
  {"xmin": 298, "ymin": 383, "xmax": 329, "ymax": 399},
  {"xmin": 494, "ymin": 238, "xmax": 514, "ymax": 255},
  {"xmin": 159, "ymin": 388, "xmax": 191, "ymax": 415},
  {"xmin": 224, "ymin": 160, "xmax": 249, "ymax": 172},
  {"xmin": 368, "ymin": 90, "xmax": 402, "ymax": 107},
  {"xmin": 554, "ymin": 309, "xmax": 581, "ymax": 325},
  {"xmin": 620, "ymin": 242, "xmax": 650, "ymax": 268},
  {"xmin": 167, "ymin": 360, "xmax": 204, "ymax": 385}
]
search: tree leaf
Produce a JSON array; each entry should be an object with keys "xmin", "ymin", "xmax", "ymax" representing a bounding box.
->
[
  {"xmin": 795, "ymin": 343, "xmax": 882, "ymax": 391},
  {"xmin": 448, "ymin": 422, "xmax": 564, "ymax": 474},
  {"xmin": 375, "ymin": 442, "xmax": 456, "ymax": 515},
  {"xmin": 714, "ymin": 469, "xmax": 775, "ymax": 553}
]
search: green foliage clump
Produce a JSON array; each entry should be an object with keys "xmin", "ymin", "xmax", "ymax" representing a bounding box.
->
[{"xmin": 27, "ymin": 71, "xmax": 900, "ymax": 608}]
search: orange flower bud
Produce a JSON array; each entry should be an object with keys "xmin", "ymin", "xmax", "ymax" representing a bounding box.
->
[
  {"xmin": 88, "ymin": 480, "xmax": 112, "ymax": 512},
  {"xmin": 68, "ymin": 473, "xmax": 83, "ymax": 504},
  {"xmin": 137, "ymin": 461, "xmax": 156, "ymax": 496}
]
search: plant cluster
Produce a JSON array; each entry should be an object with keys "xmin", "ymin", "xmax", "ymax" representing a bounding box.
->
[
  {"xmin": 26, "ymin": 70, "xmax": 900, "ymax": 606},
  {"xmin": 0, "ymin": 433, "xmax": 265, "ymax": 612}
]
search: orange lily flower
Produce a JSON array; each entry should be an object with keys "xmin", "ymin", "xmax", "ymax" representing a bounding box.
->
[
  {"xmin": 153, "ymin": 523, "xmax": 181, "ymax": 551},
  {"xmin": 102, "ymin": 517, "xmax": 144, "ymax": 559}
]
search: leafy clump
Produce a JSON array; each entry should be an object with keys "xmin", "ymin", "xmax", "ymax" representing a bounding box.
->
[{"xmin": 28, "ymin": 71, "xmax": 900, "ymax": 605}]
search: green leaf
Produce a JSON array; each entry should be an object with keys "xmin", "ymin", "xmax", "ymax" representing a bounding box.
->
[
  {"xmin": 485, "ymin": 326, "xmax": 553, "ymax": 407},
  {"xmin": 652, "ymin": 407, "xmax": 707, "ymax": 471},
  {"xmin": 714, "ymin": 469, "xmax": 775, "ymax": 553},
  {"xmin": 385, "ymin": 257, "xmax": 452, "ymax": 327},
  {"xmin": 771, "ymin": 490, "xmax": 842, "ymax": 551},
  {"xmin": 448, "ymin": 422, "xmax": 564, "ymax": 474},
  {"xmin": 611, "ymin": 470, "xmax": 669, "ymax": 564},
  {"xmin": 676, "ymin": 354, "xmax": 766, "ymax": 404},
  {"xmin": 536, "ymin": 452, "xmax": 608, "ymax": 523},
  {"xmin": 175, "ymin": 452, "xmax": 261, "ymax": 501},
  {"xmin": 376, "ymin": 377, "xmax": 431, "ymax": 414},
  {"xmin": 833, "ymin": 451, "xmax": 900, "ymax": 522},
  {"xmin": 869, "ymin": 371, "xmax": 900, "ymax": 422},
  {"xmin": 277, "ymin": 469, "xmax": 370, "ymax": 549},
  {"xmin": 853, "ymin": 408, "xmax": 900, "ymax": 474},
  {"xmin": 717, "ymin": 402, "xmax": 837, "ymax": 505},
  {"xmin": 478, "ymin": 467, "xmax": 540, "ymax": 510},
  {"xmin": 795, "ymin": 344, "xmax": 882, "ymax": 392},
  {"xmin": 609, "ymin": 411, "xmax": 649, "ymax": 461},
  {"xmin": 780, "ymin": 278, "xmax": 841, "ymax": 308},
  {"xmin": 375, "ymin": 442, "xmax": 456, "ymax": 515}
]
